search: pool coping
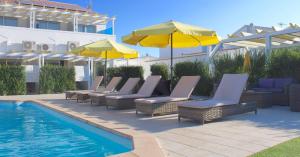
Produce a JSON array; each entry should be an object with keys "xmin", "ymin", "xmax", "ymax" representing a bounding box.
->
[{"xmin": 3, "ymin": 99, "xmax": 165, "ymax": 157}]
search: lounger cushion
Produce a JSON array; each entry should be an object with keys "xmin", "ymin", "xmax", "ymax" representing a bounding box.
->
[
  {"xmin": 118, "ymin": 78, "xmax": 140, "ymax": 94},
  {"xmin": 135, "ymin": 97, "xmax": 187, "ymax": 104},
  {"xmin": 170, "ymin": 76, "xmax": 200, "ymax": 98},
  {"xmin": 106, "ymin": 94, "xmax": 147, "ymax": 100},
  {"xmin": 89, "ymin": 92, "xmax": 120, "ymax": 97},
  {"xmin": 66, "ymin": 90, "xmax": 90, "ymax": 93},
  {"xmin": 178, "ymin": 100, "xmax": 236, "ymax": 109},
  {"xmin": 105, "ymin": 77, "xmax": 122, "ymax": 92},
  {"xmin": 137, "ymin": 76, "xmax": 161, "ymax": 96}
]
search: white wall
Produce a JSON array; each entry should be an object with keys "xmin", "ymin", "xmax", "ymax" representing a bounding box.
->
[
  {"xmin": 159, "ymin": 46, "xmax": 209, "ymax": 58},
  {"xmin": 111, "ymin": 56, "xmax": 157, "ymax": 78},
  {"xmin": 0, "ymin": 25, "xmax": 115, "ymax": 53}
]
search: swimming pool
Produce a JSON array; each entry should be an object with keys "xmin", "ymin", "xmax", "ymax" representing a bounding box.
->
[{"xmin": 0, "ymin": 101, "xmax": 133, "ymax": 157}]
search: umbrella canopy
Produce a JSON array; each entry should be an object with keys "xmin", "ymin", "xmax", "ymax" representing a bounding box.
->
[
  {"xmin": 72, "ymin": 39, "xmax": 138, "ymax": 59},
  {"xmin": 122, "ymin": 20, "xmax": 219, "ymax": 88},
  {"xmin": 71, "ymin": 39, "xmax": 139, "ymax": 86}
]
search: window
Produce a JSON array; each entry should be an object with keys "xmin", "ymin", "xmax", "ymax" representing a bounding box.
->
[
  {"xmin": 0, "ymin": 16, "xmax": 17, "ymax": 26},
  {"xmin": 36, "ymin": 20, "xmax": 60, "ymax": 30},
  {"xmin": 78, "ymin": 24, "xmax": 96, "ymax": 33}
]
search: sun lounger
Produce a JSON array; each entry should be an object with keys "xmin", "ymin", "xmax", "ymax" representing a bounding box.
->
[
  {"xmin": 65, "ymin": 76, "xmax": 103, "ymax": 100},
  {"xmin": 89, "ymin": 78, "xmax": 140, "ymax": 105},
  {"xmin": 178, "ymin": 74, "xmax": 257, "ymax": 124},
  {"xmin": 76, "ymin": 77, "xmax": 122, "ymax": 102},
  {"xmin": 105, "ymin": 75, "xmax": 162, "ymax": 109},
  {"xmin": 135, "ymin": 76, "xmax": 200, "ymax": 116}
]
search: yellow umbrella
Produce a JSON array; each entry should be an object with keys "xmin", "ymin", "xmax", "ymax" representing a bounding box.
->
[
  {"xmin": 72, "ymin": 39, "xmax": 139, "ymax": 86},
  {"xmin": 122, "ymin": 20, "xmax": 219, "ymax": 87}
]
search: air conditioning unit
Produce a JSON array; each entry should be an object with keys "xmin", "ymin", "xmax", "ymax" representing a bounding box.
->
[
  {"xmin": 23, "ymin": 41, "xmax": 36, "ymax": 52},
  {"xmin": 67, "ymin": 41, "xmax": 79, "ymax": 52},
  {"xmin": 39, "ymin": 43, "xmax": 53, "ymax": 52}
]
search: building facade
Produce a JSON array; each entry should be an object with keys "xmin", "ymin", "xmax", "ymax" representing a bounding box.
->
[{"xmin": 0, "ymin": 0, "xmax": 115, "ymax": 92}]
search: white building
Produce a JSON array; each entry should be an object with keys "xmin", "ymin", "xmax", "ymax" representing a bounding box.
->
[{"xmin": 0, "ymin": 0, "xmax": 116, "ymax": 92}]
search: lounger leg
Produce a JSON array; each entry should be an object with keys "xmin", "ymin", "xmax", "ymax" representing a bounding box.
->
[
  {"xmin": 136, "ymin": 110, "xmax": 138, "ymax": 115},
  {"xmin": 91, "ymin": 100, "xmax": 93, "ymax": 104},
  {"xmin": 254, "ymin": 109, "xmax": 258, "ymax": 115},
  {"xmin": 178, "ymin": 116, "xmax": 181, "ymax": 122}
]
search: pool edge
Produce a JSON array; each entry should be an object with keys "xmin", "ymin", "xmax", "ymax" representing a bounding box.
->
[{"xmin": 1, "ymin": 99, "xmax": 165, "ymax": 157}]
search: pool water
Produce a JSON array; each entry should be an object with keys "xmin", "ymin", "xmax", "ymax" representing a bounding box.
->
[{"xmin": 0, "ymin": 101, "xmax": 132, "ymax": 157}]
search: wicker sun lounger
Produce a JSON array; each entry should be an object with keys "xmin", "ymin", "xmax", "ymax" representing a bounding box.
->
[
  {"xmin": 65, "ymin": 76, "xmax": 103, "ymax": 100},
  {"xmin": 135, "ymin": 76, "xmax": 200, "ymax": 116},
  {"xmin": 76, "ymin": 77, "xmax": 122, "ymax": 102},
  {"xmin": 105, "ymin": 75, "xmax": 161, "ymax": 109},
  {"xmin": 178, "ymin": 74, "xmax": 257, "ymax": 124},
  {"xmin": 89, "ymin": 78, "xmax": 140, "ymax": 105}
]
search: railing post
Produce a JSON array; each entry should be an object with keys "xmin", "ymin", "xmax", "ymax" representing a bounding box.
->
[{"xmin": 265, "ymin": 34, "xmax": 272, "ymax": 62}]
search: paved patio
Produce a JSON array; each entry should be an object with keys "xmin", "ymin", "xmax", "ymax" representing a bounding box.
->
[{"xmin": 2, "ymin": 94, "xmax": 300, "ymax": 157}]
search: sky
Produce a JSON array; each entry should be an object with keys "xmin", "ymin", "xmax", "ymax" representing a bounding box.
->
[{"xmin": 56, "ymin": 0, "xmax": 300, "ymax": 57}]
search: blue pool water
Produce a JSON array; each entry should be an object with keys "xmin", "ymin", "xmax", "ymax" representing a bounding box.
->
[{"xmin": 0, "ymin": 101, "xmax": 133, "ymax": 157}]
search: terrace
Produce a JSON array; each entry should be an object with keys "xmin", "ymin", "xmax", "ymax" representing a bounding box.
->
[{"xmin": 2, "ymin": 93, "xmax": 300, "ymax": 157}]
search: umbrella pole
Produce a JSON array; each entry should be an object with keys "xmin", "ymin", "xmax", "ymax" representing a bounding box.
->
[
  {"xmin": 104, "ymin": 51, "xmax": 107, "ymax": 87},
  {"xmin": 170, "ymin": 33, "xmax": 173, "ymax": 90}
]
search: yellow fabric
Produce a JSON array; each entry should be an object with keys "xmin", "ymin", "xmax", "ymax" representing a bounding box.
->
[
  {"xmin": 243, "ymin": 51, "xmax": 251, "ymax": 73},
  {"xmin": 122, "ymin": 21, "xmax": 219, "ymax": 48},
  {"xmin": 71, "ymin": 39, "xmax": 138, "ymax": 59}
]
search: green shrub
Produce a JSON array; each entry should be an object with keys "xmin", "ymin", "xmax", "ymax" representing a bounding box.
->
[
  {"xmin": 107, "ymin": 66, "xmax": 144, "ymax": 90},
  {"xmin": 174, "ymin": 61, "xmax": 213, "ymax": 96},
  {"xmin": 267, "ymin": 48, "xmax": 300, "ymax": 81},
  {"xmin": 150, "ymin": 64, "xmax": 169, "ymax": 80},
  {"xmin": 213, "ymin": 53, "xmax": 244, "ymax": 82},
  {"xmin": 39, "ymin": 65, "xmax": 75, "ymax": 94},
  {"xmin": 0, "ymin": 65, "xmax": 26, "ymax": 95},
  {"xmin": 248, "ymin": 50, "xmax": 266, "ymax": 84}
]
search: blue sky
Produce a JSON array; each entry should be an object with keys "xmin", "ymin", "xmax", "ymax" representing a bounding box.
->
[{"xmin": 56, "ymin": 0, "xmax": 300, "ymax": 57}]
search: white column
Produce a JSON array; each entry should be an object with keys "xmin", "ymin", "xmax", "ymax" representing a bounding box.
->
[
  {"xmin": 265, "ymin": 34, "xmax": 272, "ymax": 59},
  {"xmin": 87, "ymin": 58, "xmax": 94, "ymax": 89},
  {"xmin": 112, "ymin": 17, "xmax": 116, "ymax": 35},
  {"xmin": 73, "ymin": 15, "xmax": 78, "ymax": 32},
  {"xmin": 208, "ymin": 43, "xmax": 222, "ymax": 75},
  {"xmin": 29, "ymin": 11, "xmax": 36, "ymax": 29}
]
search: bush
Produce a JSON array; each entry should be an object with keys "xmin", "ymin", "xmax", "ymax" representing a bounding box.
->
[
  {"xmin": 107, "ymin": 66, "xmax": 144, "ymax": 90},
  {"xmin": 95, "ymin": 62, "xmax": 105, "ymax": 76},
  {"xmin": 267, "ymin": 48, "xmax": 300, "ymax": 81},
  {"xmin": 174, "ymin": 61, "xmax": 213, "ymax": 96},
  {"xmin": 0, "ymin": 65, "xmax": 26, "ymax": 95},
  {"xmin": 39, "ymin": 65, "xmax": 75, "ymax": 94},
  {"xmin": 150, "ymin": 64, "xmax": 169, "ymax": 80},
  {"xmin": 248, "ymin": 50, "xmax": 266, "ymax": 84},
  {"xmin": 213, "ymin": 53, "xmax": 244, "ymax": 82}
]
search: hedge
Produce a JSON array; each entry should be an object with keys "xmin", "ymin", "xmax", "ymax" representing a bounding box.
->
[
  {"xmin": 174, "ymin": 61, "xmax": 213, "ymax": 96},
  {"xmin": 39, "ymin": 65, "xmax": 75, "ymax": 94},
  {"xmin": 107, "ymin": 66, "xmax": 144, "ymax": 90},
  {"xmin": 213, "ymin": 53, "xmax": 244, "ymax": 82},
  {"xmin": 267, "ymin": 47, "xmax": 300, "ymax": 81},
  {"xmin": 0, "ymin": 65, "xmax": 26, "ymax": 95},
  {"xmin": 150, "ymin": 64, "xmax": 169, "ymax": 80}
]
